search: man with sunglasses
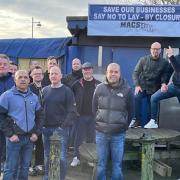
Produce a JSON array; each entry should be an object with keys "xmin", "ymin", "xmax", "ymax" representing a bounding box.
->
[
  {"xmin": 130, "ymin": 42, "xmax": 170, "ymax": 128},
  {"xmin": 145, "ymin": 46, "xmax": 180, "ymax": 128}
]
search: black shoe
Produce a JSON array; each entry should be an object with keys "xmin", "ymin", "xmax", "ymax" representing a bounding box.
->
[
  {"xmin": 35, "ymin": 165, "xmax": 44, "ymax": 175},
  {"xmin": 29, "ymin": 167, "xmax": 37, "ymax": 176},
  {"xmin": 130, "ymin": 120, "xmax": 141, "ymax": 128}
]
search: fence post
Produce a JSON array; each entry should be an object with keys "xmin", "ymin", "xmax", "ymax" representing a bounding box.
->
[
  {"xmin": 49, "ymin": 132, "xmax": 61, "ymax": 179},
  {"xmin": 141, "ymin": 133, "xmax": 155, "ymax": 180}
]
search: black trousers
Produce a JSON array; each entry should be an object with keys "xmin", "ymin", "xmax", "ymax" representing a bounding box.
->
[{"xmin": 34, "ymin": 134, "xmax": 44, "ymax": 166}]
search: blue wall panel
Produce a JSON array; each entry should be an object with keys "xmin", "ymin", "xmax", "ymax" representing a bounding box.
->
[
  {"xmin": 112, "ymin": 47, "xmax": 150, "ymax": 126},
  {"xmin": 79, "ymin": 46, "xmax": 98, "ymax": 65},
  {"xmin": 112, "ymin": 47, "xmax": 149, "ymax": 86},
  {"xmin": 102, "ymin": 47, "xmax": 113, "ymax": 67}
]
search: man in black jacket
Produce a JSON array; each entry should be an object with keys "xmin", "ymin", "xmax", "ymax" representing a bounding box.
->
[
  {"xmin": 41, "ymin": 56, "xmax": 58, "ymax": 86},
  {"xmin": 131, "ymin": 42, "xmax": 170, "ymax": 128},
  {"xmin": 70, "ymin": 62, "xmax": 100, "ymax": 167},
  {"xmin": 62, "ymin": 58, "xmax": 82, "ymax": 88},
  {"xmin": 61, "ymin": 58, "xmax": 83, "ymax": 149},
  {"xmin": 92, "ymin": 63, "xmax": 134, "ymax": 180},
  {"xmin": 29, "ymin": 66, "xmax": 44, "ymax": 175},
  {"xmin": 145, "ymin": 46, "xmax": 180, "ymax": 128}
]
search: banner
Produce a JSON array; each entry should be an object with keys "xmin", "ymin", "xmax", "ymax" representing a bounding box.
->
[{"xmin": 88, "ymin": 4, "xmax": 180, "ymax": 37}]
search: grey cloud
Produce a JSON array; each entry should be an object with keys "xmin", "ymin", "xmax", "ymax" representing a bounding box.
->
[{"xmin": 0, "ymin": 0, "xmax": 110, "ymax": 38}]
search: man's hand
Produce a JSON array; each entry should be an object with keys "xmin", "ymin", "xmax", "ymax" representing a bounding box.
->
[
  {"xmin": 161, "ymin": 83, "xmax": 168, "ymax": 93},
  {"xmin": 134, "ymin": 86, "xmax": 142, "ymax": 95},
  {"xmin": 9, "ymin": 135, "xmax": 19, "ymax": 142},
  {"xmin": 30, "ymin": 133, "xmax": 38, "ymax": 142},
  {"xmin": 165, "ymin": 46, "xmax": 173, "ymax": 58}
]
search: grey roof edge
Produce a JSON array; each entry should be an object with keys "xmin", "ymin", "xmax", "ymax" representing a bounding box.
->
[{"xmin": 66, "ymin": 16, "xmax": 88, "ymax": 21}]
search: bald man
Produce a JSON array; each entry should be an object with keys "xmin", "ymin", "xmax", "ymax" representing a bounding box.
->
[
  {"xmin": 0, "ymin": 70, "xmax": 43, "ymax": 180},
  {"xmin": 92, "ymin": 63, "xmax": 134, "ymax": 180},
  {"xmin": 131, "ymin": 42, "xmax": 171, "ymax": 128},
  {"xmin": 145, "ymin": 46, "xmax": 180, "ymax": 128},
  {"xmin": 42, "ymin": 66, "xmax": 77, "ymax": 180},
  {"xmin": 62, "ymin": 58, "xmax": 83, "ymax": 88}
]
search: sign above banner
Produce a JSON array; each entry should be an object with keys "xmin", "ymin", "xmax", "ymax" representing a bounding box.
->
[{"xmin": 88, "ymin": 4, "xmax": 180, "ymax": 37}]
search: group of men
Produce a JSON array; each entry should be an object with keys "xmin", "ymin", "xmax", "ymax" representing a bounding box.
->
[{"xmin": 0, "ymin": 41, "xmax": 179, "ymax": 180}]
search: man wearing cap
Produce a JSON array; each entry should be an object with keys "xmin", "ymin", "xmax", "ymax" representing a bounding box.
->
[{"xmin": 70, "ymin": 62, "xmax": 101, "ymax": 167}]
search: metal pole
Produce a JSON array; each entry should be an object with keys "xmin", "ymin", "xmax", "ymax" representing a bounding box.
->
[{"xmin": 32, "ymin": 17, "xmax": 34, "ymax": 38}]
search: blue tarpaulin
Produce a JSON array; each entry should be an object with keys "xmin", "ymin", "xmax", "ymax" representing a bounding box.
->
[{"xmin": 0, "ymin": 37, "xmax": 72, "ymax": 62}]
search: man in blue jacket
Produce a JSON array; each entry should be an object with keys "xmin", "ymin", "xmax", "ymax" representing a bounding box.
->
[{"xmin": 0, "ymin": 70, "xmax": 43, "ymax": 180}]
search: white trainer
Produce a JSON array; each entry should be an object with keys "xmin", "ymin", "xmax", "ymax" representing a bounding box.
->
[
  {"xmin": 144, "ymin": 119, "xmax": 158, "ymax": 129},
  {"xmin": 88, "ymin": 162, "xmax": 95, "ymax": 167},
  {"xmin": 129, "ymin": 119, "xmax": 136, "ymax": 128},
  {"xmin": 70, "ymin": 157, "xmax": 80, "ymax": 167}
]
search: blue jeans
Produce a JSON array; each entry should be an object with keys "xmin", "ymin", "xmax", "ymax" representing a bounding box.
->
[
  {"xmin": 42, "ymin": 127, "xmax": 70, "ymax": 180},
  {"xmin": 96, "ymin": 131, "xmax": 125, "ymax": 180},
  {"xmin": 135, "ymin": 90, "xmax": 151, "ymax": 124},
  {"xmin": 74, "ymin": 115, "xmax": 95, "ymax": 158},
  {"xmin": 0, "ymin": 130, "xmax": 6, "ymax": 176},
  {"xmin": 3, "ymin": 135, "xmax": 34, "ymax": 180},
  {"xmin": 151, "ymin": 83, "xmax": 180, "ymax": 121}
]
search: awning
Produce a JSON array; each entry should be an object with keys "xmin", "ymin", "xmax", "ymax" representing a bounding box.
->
[{"xmin": 0, "ymin": 37, "xmax": 72, "ymax": 61}]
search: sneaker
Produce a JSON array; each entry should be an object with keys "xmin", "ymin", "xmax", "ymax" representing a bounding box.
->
[
  {"xmin": 35, "ymin": 165, "xmax": 44, "ymax": 175},
  {"xmin": 29, "ymin": 166, "xmax": 37, "ymax": 176},
  {"xmin": 88, "ymin": 162, "xmax": 95, "ymax": 167},
  {"xmin": 70, "ymin": 157, "xmax": 80, "ymax": 167},
  {"xmin": 144, "ymin": 119, "xmax": 158, "ymax": 129},
  {"xmin": 129, "ymin": 119, "xmax": 135, "ymax": 128},
  {"xmin": 130, "ymin": 120, "xmax": 141, "ymax": 128}
]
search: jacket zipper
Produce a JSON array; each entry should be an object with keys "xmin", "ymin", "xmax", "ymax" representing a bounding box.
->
[{"xmin": 24, "ymin": 98, "xmax": 28, "ymax": 132}]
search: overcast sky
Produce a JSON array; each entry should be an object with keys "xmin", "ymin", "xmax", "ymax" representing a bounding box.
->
[{"xmin": 0, "ymin": 0, "xmax": 132, "ymax": 39}]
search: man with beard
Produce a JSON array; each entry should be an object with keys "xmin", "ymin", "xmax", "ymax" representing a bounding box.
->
[{"xmin": 130, "ymin": 42, "xmax": 170, "ymax": 128}]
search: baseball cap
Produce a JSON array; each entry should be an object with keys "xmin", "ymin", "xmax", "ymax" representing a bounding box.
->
[{"xmin": 82, "ymin": 62, "xmax": 93, "ymax": 69}]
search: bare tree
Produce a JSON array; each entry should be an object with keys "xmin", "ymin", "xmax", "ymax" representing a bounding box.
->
[
  {"xmin": 104, "ymin": 0, "xmax": 180, "ymax": 4},
  {"xmin": 137, "ymin": 0, "xmax": 180, "ymax": 4}
]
